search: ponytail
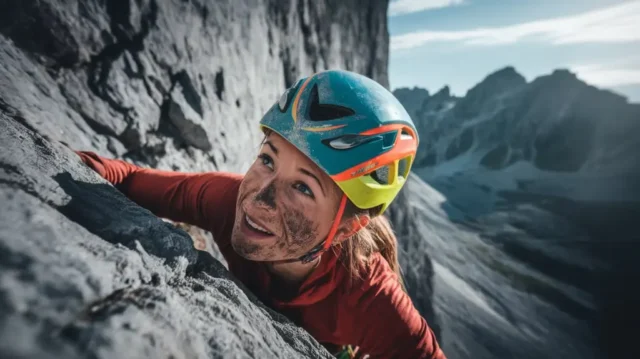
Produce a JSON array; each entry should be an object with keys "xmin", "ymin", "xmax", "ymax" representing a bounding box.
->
[{"xmin": 337, "ymin": 201, "xmax": 405, "ymax": 291}]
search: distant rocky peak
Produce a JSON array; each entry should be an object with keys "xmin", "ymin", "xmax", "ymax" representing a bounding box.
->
[
  {"xmin": 525, "ymin": 69, "xmax": 631, "ymax": 112},
  {"xmin": 454, "ymin": 66, "xmax": 526, "ymax": 118},
  {"xmin": 433, "ymin": 85, "xmax": 451, "ymax": 99},
  {"xmin": 428, "ymin": 85, "xmax": 453, "ymax": 105},
  {"xmin": 551, "ymin": 68, "xmax": 579, "ymax": 79},
  {"xmin": 418, "ymin": 85, "xmax": 455, "ymax": 115},
  {"xmin": 393, "ymin": 86, "xmax": 430, "ymax": 118},
  {"xmin": 530, "ymin": 68, "xmax": 581, "ymax": 89},
  {"xmin": 468, "ymin": 66, "xmax": 526, "ymax": 97},
  {"xmin": 393, "ymin": 86, "xmax": 430, "ymax": 98}
]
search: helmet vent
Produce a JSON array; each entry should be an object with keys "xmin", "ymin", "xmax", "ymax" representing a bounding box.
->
[
  {"xmin": 309, "ymin": 85, "xmax": 355, "ymax": 121},
  {"xmin": 278, "ymin": 78, "xmax": 305, "ymax": 112},
  {"xmin": 369, "ymin": 157, "xmax": 412, "ymax": 185},
  {"xmin": 370, "ymin": 165, "xmax": 390, "ymax": 185},
  {"xmin": 322, "ymin": 134, "xmax": 381, "ymax": 150},
  {"xmin": 278, "ymin": 88, "xmax": 292, "ymax": 112},
  {"xmin": 401, "ymin": 129, "xmax": 414, "ymax": 140},
  {"xmin": 398, "ymin": 157, "xmax": 411, "ymax": 178}
]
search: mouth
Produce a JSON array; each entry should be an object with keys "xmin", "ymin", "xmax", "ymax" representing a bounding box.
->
[{"xmin": 241, "ymin": 212, "xmax": 275, "ymax": 239}]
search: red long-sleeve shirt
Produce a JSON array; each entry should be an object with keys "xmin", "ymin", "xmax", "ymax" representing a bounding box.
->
[{"xmin": 77, "ymin": 151, "xmax": 446, "ymax": 359}]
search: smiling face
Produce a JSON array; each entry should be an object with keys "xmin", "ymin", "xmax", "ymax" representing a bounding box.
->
[{"xmin": 231, "ymin": 132, "xmax": 346, "ymax": 261}]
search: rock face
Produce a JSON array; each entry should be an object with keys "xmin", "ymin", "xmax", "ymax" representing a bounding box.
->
[
  {"xmin": 0, "ymin": 0, "xmax": 389, "ymax": 172},
  {"xmin": 0, "ymin": 109, "xmax": 333, "ymax": 358},
  {"xmin": 0, "ymin": 0, "xmax": 395, "ymax": 358}
]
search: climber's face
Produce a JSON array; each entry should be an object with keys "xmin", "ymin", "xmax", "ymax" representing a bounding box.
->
[{"xmin": 231, "ymin": 132, "xmax": 343, "ymax": 261}]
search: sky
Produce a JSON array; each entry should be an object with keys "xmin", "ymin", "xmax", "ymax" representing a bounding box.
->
[{"xmin": 388, "ymin": 0, "xmax": 640, "ymax": 102}]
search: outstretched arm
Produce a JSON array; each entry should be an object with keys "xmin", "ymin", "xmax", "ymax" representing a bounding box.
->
[{"xmin": 76, "ymin": 151, "xmax": 243, "ymax": 245}]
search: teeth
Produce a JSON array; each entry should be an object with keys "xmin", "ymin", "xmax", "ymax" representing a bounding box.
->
[{"xmin": 246, "ymin": 215, "xmax": 272, "ymax": 234}]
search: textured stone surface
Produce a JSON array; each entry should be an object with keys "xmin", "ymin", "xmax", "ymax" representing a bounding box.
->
[
  {"xmin": 0, "ymin": 109, "xmax": 333, "ymax": 358},
  {"xmin": 0, "ymin": 0, "xmax": 389, "ymax": 173},
  {"xmin": 0, "ymin": 0, "xmax": 396, "ymax": 357}
]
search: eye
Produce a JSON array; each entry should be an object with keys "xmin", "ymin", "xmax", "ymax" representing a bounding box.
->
[
  {"xmin": 294, "ymin": 182, "xmax": 314, "ymax": 198},
  {"xmin": 258, "ymin": 153, "xmax": 274, "ymax": 170}
]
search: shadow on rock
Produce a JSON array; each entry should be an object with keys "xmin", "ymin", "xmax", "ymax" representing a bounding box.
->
[
  {"xmin": 52, "ymin": 171, "xmax": 198, "ymax": 265},
  {"xmin": 495, "ymin": 191, "xmax": 640, "ymax": 359},
  {"xmin": 432, "ymin": 176, "xmax": 640, "ymax": 359}
]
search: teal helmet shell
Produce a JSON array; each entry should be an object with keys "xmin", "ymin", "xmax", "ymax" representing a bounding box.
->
[{"xmin": 259, "ymin": 70, "xmax": 419, "ymax": 178}]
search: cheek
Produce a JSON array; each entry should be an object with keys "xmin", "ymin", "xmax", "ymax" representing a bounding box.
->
[
  {"xmin": 244, "ymin": 162, "xmax": 262, "ymax": 181},
  {"xmin": 283, "ymin": 202, "xmax": 321, "ymax": 247},
  {"xmin": 239, "ymin": 165, "xmax": 263, "ymax": 193}
]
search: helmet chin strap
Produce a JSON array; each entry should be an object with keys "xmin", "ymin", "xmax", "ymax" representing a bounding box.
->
[{"xmin": 272, "ymin": 194, "xmax": 348, "ymax": 265}]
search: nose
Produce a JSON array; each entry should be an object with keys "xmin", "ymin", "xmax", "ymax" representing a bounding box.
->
[{"xmin": 253, "ymin": 180, "xmax": 277, "ymax": 210}]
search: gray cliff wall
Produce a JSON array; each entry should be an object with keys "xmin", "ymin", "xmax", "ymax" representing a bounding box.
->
[
  {"xmin": 0, "ymin": 107, "xmax": 334, "ymax": 358},
  {"xmin": 0, "ymin": 0, "xmax": 400, "ymax": 358},
  {"xmin": 0, "ymin": 0, "xmax": 389, "ymax": 172}
]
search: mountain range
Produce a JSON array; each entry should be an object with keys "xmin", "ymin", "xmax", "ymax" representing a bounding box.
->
[{"xmin": 393, "ymin": 66, "xmax": 640, "ymax": 359}]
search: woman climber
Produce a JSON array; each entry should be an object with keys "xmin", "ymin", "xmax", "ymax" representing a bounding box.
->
[{"xmin": 75, "ymin": 70, "xmax": 446, "ymax": 359}]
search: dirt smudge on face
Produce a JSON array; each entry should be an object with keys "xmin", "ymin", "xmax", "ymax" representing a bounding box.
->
[
  {"xmin": 284, "ymin": 205, "xmax": 319, "ymax": 255},
  {"xmin": 254, "ymin": 182, "xmax": 276, "ymax": 209},
  {"xmin": 232, "ymin": 240, "xmax": 261, "ymax": 257}
]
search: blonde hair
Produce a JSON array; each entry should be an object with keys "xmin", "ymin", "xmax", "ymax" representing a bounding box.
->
[{"xmin": 335, "ymin": 201, "xmax": 405, "ymax": 291}]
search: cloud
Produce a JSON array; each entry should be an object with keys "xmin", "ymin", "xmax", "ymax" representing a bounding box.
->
[
  {"xmin": 571, "ymin": 63, "xmax": 640, "ymax": 87},
  {"xmin": 391, "ymin": 1, "xmax": 640, "ymax": 50},
  {"xmin": 389, "ymin": 0, "xmax": 464, "ymax": 16}
]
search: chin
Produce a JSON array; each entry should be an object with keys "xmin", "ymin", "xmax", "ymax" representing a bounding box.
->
[
  {"xmin": 231, "ymin": 234, "xmax": 263, "ymax": 261},
  {"xmin": 230, "ymin": 220, "xmax": 275, "ymax": 261}
]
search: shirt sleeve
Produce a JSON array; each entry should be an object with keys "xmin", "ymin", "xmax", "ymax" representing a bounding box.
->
[
  {"xmin": 75, "ymin": 151, "xmax": 243, "ymax": 249},
  {"xmin": 345, "ymin": 256, "xmax": 447, "ymax": 359}
]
